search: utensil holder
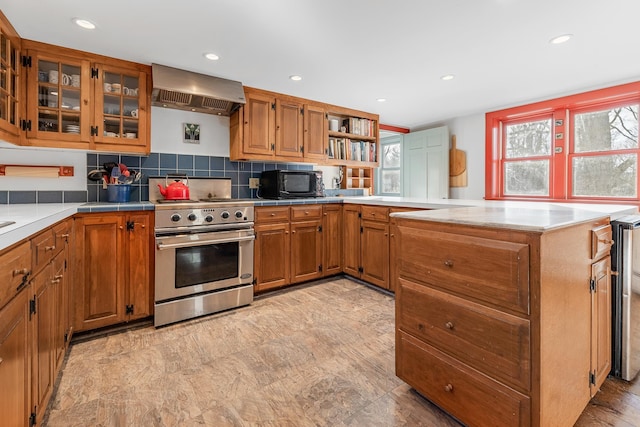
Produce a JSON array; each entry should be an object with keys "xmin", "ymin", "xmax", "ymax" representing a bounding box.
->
[{"xmin": 107, "ymin": 184, "xmax": 131, "ymax": 203}]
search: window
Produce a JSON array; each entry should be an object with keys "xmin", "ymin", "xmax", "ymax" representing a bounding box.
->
[
  {"xmin": 378, "ymin": 135, "xmax": 402, "ymax": 195},
  {"xmin": 486, "ymin": 81, "xmax": 640, "ymax": 202}
]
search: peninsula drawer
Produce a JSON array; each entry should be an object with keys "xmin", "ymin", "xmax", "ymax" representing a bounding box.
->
[
  {"xmin": 0, "ymin": 241, "xmax": 31, "ymax": 310},
  {"xmin": 397, "ymin": 331, "xmax": 531, "ymax": 427},
  {"xmin": 361, "ymin": 205, "xmax": 389, "ymax": 222},
  {"xmin": 255, "ymin": 206, "xmax": 290, "ymax": 223},
  {"xmin": 291, "ymin": 205, "xmax": 323, "ymax": 220},
  {"xmin": 397, "ymin": 278, "xmax": 531, "ymax": 391},
  {"xmin": 397, "ymin": 228, "xmax": 530, "ymax": 314}
]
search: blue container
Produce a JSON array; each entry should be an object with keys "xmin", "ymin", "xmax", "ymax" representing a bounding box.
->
[{"xmin": 107, "ymin": 184, "xmax": 131, "ymax": 203}]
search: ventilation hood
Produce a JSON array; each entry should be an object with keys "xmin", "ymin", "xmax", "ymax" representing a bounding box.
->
[{"xmin": 151, "ymin": 64, "xmax": 245, "ymax": 116}]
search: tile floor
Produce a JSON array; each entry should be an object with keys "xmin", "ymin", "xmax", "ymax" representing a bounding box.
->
[
  {"xmin": 44, "ymin": 278, "xmax": 462, "ymax": 427},
  {"xmin": 44, "ymin": 277, "xmax": 640, "ymax": 426}
]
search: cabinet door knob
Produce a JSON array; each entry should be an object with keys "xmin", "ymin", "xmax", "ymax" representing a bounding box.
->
[
  {"xmin": 271, "ymin": 213, "xmax": 276, "ymax": 216},
  {"xmin": 445, "ymin": 321, "xmax": 454, "ymax": 330},
  {"xmin": 292, "ymin": 230, "xmax": 296, "ymax": 234},
  {"xmin": 443, "ymin": 259, "xmax": 454, "ymax": 267},
  {"xmin": 599, "ymin": 238, "xmax": 614, "ymax": 245},
  {"xmin": 119, "ymin": 226, "xmax": 124, "ymax": 230},
  {"xmin": 444, "ymin": 383, "xmax": 454, "ymax": 392},
  {"xmin": 12, "ymin": 268, "xmax": 29, "ymax": 277},
  {"xmin": 45, "ymin": 245, "xmax": 55, "ymax": 251}
]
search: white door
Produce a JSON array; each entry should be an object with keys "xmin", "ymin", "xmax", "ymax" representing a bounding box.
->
[{"xmin": 402, "ymin": 126, "xmax": 449, "ymax": 198}]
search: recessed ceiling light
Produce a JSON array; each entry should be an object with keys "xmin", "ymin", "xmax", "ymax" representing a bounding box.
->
[
  {"xmin": 376, "ymin": 98, "xmax": 386, "ymax": 103},
  {"xmin": 204, "ymin": 53, "xmax": 219, "ymax": 61},
  {"xmin": 289, "ymin": 75, "xmax": 302, "ymax": 81},
  {"xmin": 549, "ymin": 34, "xmax": 573, "ymax": 44},
  {"xmin": 72, "ymin": 18, "xmax": 96, "ymax": 30},
  {"xmin": 441, "ymin": 74, "xmax": 455, "ymax": 81}
]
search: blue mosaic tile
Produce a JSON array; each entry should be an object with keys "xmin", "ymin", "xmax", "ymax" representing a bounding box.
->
[
  {"xmin": 251, "ymin": 162, "xmax": 265, "ymax": 172},
  {"xmin": 64, "ymin": 191, "xmax": 88, "ymax": 203},
  {"xmin": 237, "ymin": 186, "xmax": 252, "ymax": 199},
  {"xmin": 159, "ymin": 153, "xmax": 177, "ymax": 169},
  {"xmin": 38, "ymin": 191, "xmax": 63, "ymax": 203},
  {"xmin": 141, "ymin": 153, "xmax": 160, "ymax": 169},
  {"xmin": 224, "ymin": 157, "xmax": 239, "ymax": 172},
  {"xmin": 87, "ymin": 153, "xmax": 98, "ymax": 168},
  {"xmin": 209, "ymin": 170, "xmax": 225, "ymax": 178},
  {"xmin": 195, "ymin": 155, "xmax": 209, "ymax": 170},
  {"xmin": 9, "ymin": 191, "xmax": 36, "ymax": 204},
  {"xmin": 210, "ymin": 156, "xmax": 225, "ymax": 170},
  {"xmin": 87, "ymin": 185, "xmax": 99, "ymax": 203},
  {"xmin": 122, "ymin": 155, "xmax": 141, "ymax": 169},
  {"xmin": 98, "ymin": 153, "xmax": 119, "ymax": 167},
  {"xmin": 178, "ymin": 154, "xmax": 194, "ymax": 171},
  {"xmin": 0, "ymin": 191, "xmax": 7, "ymax": 204},
  {"xmin": 139, "ymin": 185, "xmax": 149, "ymax": 202}
]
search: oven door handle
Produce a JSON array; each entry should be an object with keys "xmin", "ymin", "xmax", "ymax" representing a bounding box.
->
[{"xmin": 156, "ymin": 235, "xmax": 255, "ymax": 250}]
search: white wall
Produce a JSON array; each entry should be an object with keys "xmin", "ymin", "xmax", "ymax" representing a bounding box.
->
[
  {"xmin": 150, "ymin": 106, "xmax": 230, "ymax": 156},
  {"xmin": 0, "ymin": 143, "xmax": 87, "ymax": 191},
  {"xmin": 443, "ymin": 113, "xmax": 486, "ymax": 200}
]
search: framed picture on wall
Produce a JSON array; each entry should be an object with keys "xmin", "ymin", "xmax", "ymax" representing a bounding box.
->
[{"xmin": 184, "ymin": 123, "xmax": 200, "ymax": 144}]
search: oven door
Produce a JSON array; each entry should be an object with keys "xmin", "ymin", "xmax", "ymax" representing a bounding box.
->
[{"xmin": 155, "ymin": 228, "xmax": 254, "ymax": 302}]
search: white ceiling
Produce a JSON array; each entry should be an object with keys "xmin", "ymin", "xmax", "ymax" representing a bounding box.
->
[{"xmin": 2, "ymin": 0, "xmax": 640, "ymax": 130}]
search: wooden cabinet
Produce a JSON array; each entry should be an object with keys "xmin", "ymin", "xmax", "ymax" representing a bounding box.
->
[
  {"xmin": 73, "ymin": 211, "xmax": 152, "ymax": 332},
  {"xmin": 340, "ymin": 166, "xmax": 374, "ymax": 194},
  {"xmin": 0, "ymin": 271, "xmax": 30, "ymax": 427},
  {"xmin": 0, "ymin": 11, "xmax": 22, "ymax": 144},
  {"xmin": 322, "ymin": 204, "xmax": 342, "ymax": 276},
  {"xmin": 342, "ymin": 204, "xmax": 390, "ymax": 289},
  {"xmin": 392, "ymin": 215, "xmax": 613, "ymax": 427},
  {"xmin": 327, "ymin": 110, "xmax": 379, "ymax": 166},
  {"xmin": 254, "ymin": 204, "xmax": 339, "ymax": 293},
  {"xmin": 231, "ymin": 87, "xmax": 376, "ymax": 166},
  {"xmin": 0, "ymin": 240, "xmax": 31, "ymax": 310},
  {"xmin": 20, "ymin": 40, "xmax": 150, "ymax": 153}
]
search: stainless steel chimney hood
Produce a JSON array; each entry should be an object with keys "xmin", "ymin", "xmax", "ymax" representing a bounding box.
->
[{"xmin": 151, "ymin": 64, "xmax": 245, "ymax": 116}]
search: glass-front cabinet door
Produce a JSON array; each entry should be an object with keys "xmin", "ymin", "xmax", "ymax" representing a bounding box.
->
[
  {"xmin": 0, "ymin": 22, "xmax": 20, "ymax": 141},
  {"xmin": 94, "ymin": 63, "xmax": 147, "ymax": 150},
  {"xmin": 25, "ymin": 50, "xmax": 91, "ymax": 146}
]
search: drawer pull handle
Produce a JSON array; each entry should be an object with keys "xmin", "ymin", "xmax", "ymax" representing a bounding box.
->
[
  {"xmin": 304, "ymin": 211, "xmax": 309, "ymax": 215},
  {"xmin": 445, "ymin": 321, "xmax": 454, "ymax": 330},
  {"xmin": 61, "ymin": 233, "xmax": 70, "ymax": 238},
  {"xmin": 443, "ymin": 260, "xmax": 454, "ymax": 267},
  {"xmin": 599, "ymin": 238, "xmax": 614, "ymax": 245},
  {"xmin": 444, "ymin": 383, "xmax": 454, "ymax": 393},
  {"xmin": 45, "ymin": 245, "xmax": 56, "ymax": 251},
  {"xmin": 12, "ymin": 268, "xmax": 29, "ymax": 277},
  {"xmin": 271, "ymin": 213, "xmax": 276, "ymax": 216}
]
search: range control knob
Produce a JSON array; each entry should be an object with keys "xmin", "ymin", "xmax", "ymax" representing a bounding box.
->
[
  {"xmin": 187, "ymin": 213, "xmax": 197, "ymax": 221},
  {"xmin": 235, "ymin": 210, "xmax": 244, "ymax": 219},
  {"xmin": 170, "ymin": 214, "xmax": 181, "ymax": 222},
  {"xmin": 204, "ymin": 215, "xmax": 214, "ymax": 223},
  {"xmin": 221, "ymin": 211, "xmax": 230, "ymax": 219}
]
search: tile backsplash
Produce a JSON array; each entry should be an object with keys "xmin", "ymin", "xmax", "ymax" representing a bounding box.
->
[{"xmin": 0, "ymin": 152, "xmax": 365, "ymax": 204}]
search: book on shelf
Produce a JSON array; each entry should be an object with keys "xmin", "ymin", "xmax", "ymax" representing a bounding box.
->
[{"xmin": 328, "ymin": 138, "xmax": 336, "ymax": 159}]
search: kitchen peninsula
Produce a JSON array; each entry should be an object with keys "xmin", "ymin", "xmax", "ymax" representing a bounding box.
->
[{"xmin": 390, "ymin": 203, "xmax": 634, "ymax": 427}]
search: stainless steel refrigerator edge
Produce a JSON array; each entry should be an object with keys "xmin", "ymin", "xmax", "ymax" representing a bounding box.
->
[{"xmin": 611, "ymin": 215, "xmax": 640, "ymax": 380}]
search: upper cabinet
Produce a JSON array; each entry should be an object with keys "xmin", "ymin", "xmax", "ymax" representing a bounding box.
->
[
  {"xmin": 20, "ymin": 40, "xmax": 151, "ymax": 153},
  {"xmin": 0, "ymin": 12, "xmax": 21, "ymax": 144},
  {"xmin": 230, "ymin": 86, "xmax": 378, "ymax": 166}
]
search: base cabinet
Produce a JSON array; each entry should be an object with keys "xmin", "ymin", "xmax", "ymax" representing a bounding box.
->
[
  {"xmin": 342, "ymin": 204, "xmax": 390, "ymax": 289},
  {"xmin": 73, "ymin": 212, "xmax": 152, "ymax": 332},
  {"xmin": 254, "ymin": 204, "xmax": 340, "ymax": 293},
  {"xmin": 392, "ymin": 216, "xmax": 614, "ymax": 427},
  {"xmin": 0, "ymin": 288, "xmax": 30, "ymax": 427}
]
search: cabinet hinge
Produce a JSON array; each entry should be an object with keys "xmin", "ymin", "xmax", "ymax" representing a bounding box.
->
[
  {"xmin": 318, "ymin": 225, "xmax": 322, "ymax": 232},
  {"xmin": 91, "ymin": 67, "xmax": 99, "ymax": 79},
  {"xmin": 589, "ymin": 371, "xmax": 596, "ymax": 385},
  {"xmin": 126, "ymin": 220, "xmax": 135, "ymax": 231},
  {"xmin": 21, "ymin": 119, "xmax": 32, "ymax": 131},
  {"xmin": 300, "ymin": 146, "xmax": 304, "ymax": 153},
  {"xmin": 64, "ymin": 331, "xmax": 69, "ymax": 342},
  {"xmin": 29, "ymin": 297, "xmax": 36, "ymax": 316},
  {"xmin": 300, "ymin": 108, "xmax": 304, "ymax": 116},
  {"xmin": 271, "ymin": 143, "xmax": 275, "ymax": 151},
  {"xmin": 252, "ymin": 278, "xmax": 257, "ymax": 286},
  {"xmin": 29, "ymin": 410, "xmax": 36, "ymax": 427},
  {"xmin": 358, "ymin": 266, "xmax": 363, "ymax": 273},
  {"xmin": 90, "ymin": 126, "xmax": 99, "ymax": 136},
  {"xmin": 271, "ymin": 103, "xmax": 276, "ymax": 110},
  {"xmin": 590, "ymin": 278, "xmax": 596, "ymax": 293},
  {"xmin": 358, "ymin": 212, "xmax": 362, "ymax": 218},
  {"xmin": 360, "ymin": 226, "xmax": 363, "ymax": 233},
  {"xmin": 319, "ymin": 264, "xmax": 323, "ymax": 272},
  {"xmin": 21, "ymin": 55, "xmax": 32, "ymax": 67},
  {"xmin": 126, "ymin": 304, "xmax": 134, "ymax": 315}
]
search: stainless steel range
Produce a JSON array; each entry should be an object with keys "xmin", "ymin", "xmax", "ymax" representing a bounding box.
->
[{"xmin": 150, "ymin": 176, "xmax": 254, "ymax": 327}]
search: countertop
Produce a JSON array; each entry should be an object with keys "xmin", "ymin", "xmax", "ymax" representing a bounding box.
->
[{"xmin": 0, "ymin": 198, "xmax": 637, "ymax": 250}]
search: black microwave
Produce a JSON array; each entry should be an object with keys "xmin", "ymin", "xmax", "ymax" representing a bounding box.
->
[{"xmin": 260, "ymin": 170, "xmax": 324, "ymax": 199}]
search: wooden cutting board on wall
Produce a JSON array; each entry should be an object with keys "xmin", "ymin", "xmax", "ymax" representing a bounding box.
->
[{"xmin": 449, "ymin": 135, "xmax": 467, "ymax": 187}]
